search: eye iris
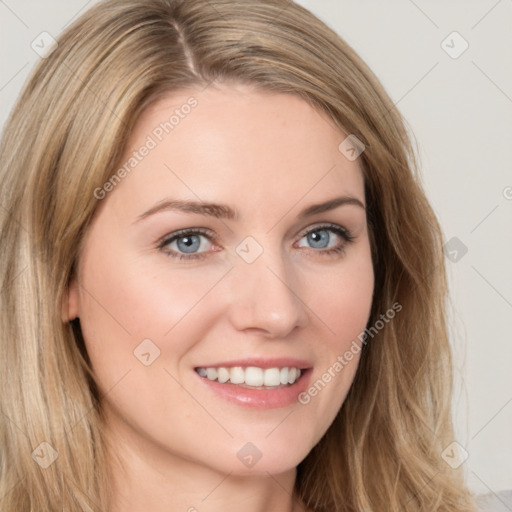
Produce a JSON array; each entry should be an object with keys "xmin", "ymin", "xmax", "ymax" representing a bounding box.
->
[
  {"xmin": 177, "ymin": 235, "xmax": 201, "ymax": 253},
  {"xmin": 307, "ymin": 230, "xmax": 329, "ymax": 249}
]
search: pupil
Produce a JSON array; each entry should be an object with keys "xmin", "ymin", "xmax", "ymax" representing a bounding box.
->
[
  {"xmin": 307, "ymin": 230, "xmax": 329, "ymax": 248},
  {"xmin": 177, "ymin": 235, "xmax": 200, "ymax": 253}
]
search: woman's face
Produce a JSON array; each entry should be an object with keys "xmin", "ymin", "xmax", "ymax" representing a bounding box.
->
[{"xmin": 67, "ymin": 84, "xmax": 374, "ymax": 476}]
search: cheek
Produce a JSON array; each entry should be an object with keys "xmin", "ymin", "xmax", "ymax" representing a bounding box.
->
[
  {"xmin": 76, "ymin": 246, "xmax": 229, "ymax": 380},
  {"xmin": 309, "ymin": 248, "xmax": 374, "ymax": 349},
  {"xmin": 297, "ymin": 245, "xmax": 374, "ymax": 430}
]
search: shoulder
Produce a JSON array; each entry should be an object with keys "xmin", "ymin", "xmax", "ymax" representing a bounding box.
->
[{"xmin": 475, "ymin": 491, "xmax": 512, "ymax": 512}]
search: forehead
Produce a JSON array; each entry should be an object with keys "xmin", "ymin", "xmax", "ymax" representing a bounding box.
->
[{"xmin": 111, "ymin": 85, "xmax": 365, "ymax": 214}]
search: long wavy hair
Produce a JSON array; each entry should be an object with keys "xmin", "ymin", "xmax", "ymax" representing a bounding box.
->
[{"xmin": 0, "ymin": 0, "xmax": 475, "ymax": 510}]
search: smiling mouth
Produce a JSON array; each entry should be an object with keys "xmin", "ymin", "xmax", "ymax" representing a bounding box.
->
[{"xmin": 195, "ymin": 366, "xmax": 303, "ymax": 388}]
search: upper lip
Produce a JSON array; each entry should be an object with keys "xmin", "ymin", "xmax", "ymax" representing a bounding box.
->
[{"xmin": 195, "ymin": 357, "xmax": 312, "ymax": 370}]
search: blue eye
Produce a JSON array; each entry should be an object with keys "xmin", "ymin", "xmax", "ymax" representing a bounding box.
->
[
  {"xmin": 159, "ymin": 229, "xmax": 215, "ymax": 259},
  {"xmin": 305, "ymin": 229, "xmax": 330, "ymax": 249},
  {"xmin": 296, "ymin": 225, "xmax": 353, "ymax": 253},
  {"xmin": 174, "ymin": 234, "xmax": 202, "ymax": 253},
  {"xmin": 158, "ymin": 224, "xmax": 354, "ymax": 261}
]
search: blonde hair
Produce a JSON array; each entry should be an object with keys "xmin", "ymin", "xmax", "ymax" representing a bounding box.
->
[{"xmin": 0, "ymin": 0, "xmax": 475, "ymax": 510}]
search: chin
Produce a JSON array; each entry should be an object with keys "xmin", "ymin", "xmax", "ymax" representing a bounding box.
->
[{"xmin": 202, "ymin": 432, "xmax": 316, "ymax": 477}]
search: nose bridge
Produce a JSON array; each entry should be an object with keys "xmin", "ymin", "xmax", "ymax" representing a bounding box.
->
[{"xmin": 227, "ymin": 244, "xmax": 308, "ymax": 336}]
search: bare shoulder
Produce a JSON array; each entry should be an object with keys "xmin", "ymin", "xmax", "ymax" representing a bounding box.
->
[{"xmin": 475, "ymin": 491, "xmax": 512, "ymax": 512}]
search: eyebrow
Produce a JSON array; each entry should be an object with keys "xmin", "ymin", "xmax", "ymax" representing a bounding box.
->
[
  {"xmin": 134, "ymin": 195, "xmax": 365, "ymax": 223},
  {"xmin": 298, "ymin": 196, "xmax": 365, "ymax": 217},
  {"xmin": 135, "ymin": 199, "xmax": 237, "ymax": 222}
]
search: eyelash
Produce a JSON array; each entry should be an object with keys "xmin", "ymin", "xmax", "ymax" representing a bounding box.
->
[
  {"xmin": 157, "ymin": 228, "xmax": 216, "ymax": 261},
  {"xmin": 296, "ymin": 223, "xmax": 355, "ymax": 256},
  {"xmin": 157, "ymin": 224, "xmax": 355, "ymax": 261}
]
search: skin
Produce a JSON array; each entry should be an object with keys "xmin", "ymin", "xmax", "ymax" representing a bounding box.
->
[{"xmin": 65, "ymin": 83, "xmax": 374, "ymax": 512}]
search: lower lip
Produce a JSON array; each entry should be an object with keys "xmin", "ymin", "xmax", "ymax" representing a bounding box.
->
[{"xmin": 196, "ymin": 370, "xmax": 312, "ymax": 409}]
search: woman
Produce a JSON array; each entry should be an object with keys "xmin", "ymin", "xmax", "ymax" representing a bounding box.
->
[{"xmin": 0, "ymin": 0, "xmax": 477, "ymax": 510}]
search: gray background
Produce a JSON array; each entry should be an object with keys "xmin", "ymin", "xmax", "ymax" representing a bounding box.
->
[{"xmin": 1, "ymin": 0, "xmax": 511, "ymax": 497}]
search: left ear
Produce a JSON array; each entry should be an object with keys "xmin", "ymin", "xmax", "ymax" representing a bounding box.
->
[{"xmin": 61, "ymin": 277, "xmax": 80, "ymax": 322}]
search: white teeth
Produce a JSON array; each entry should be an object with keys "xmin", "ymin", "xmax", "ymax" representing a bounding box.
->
[
  {"xmin": 217, "ymin": 367, "xmax": 230, "ymax": 383},
  {"xmin": 196, "ymin": 366, "xmax": 303, "ymax": 387},
  {"xmin": 245, "ymin": 367, "xmax": 263, "ymax": 386},
  {"xmin": 263, "ymin": 368, "xmax": 281, "ymax": 386},
  {"xmin": 230, "ymin": 366, "xmax": 245, "ymax": 384},
  {"xmin": 206, "ymin": 368, "xmax": 217, "ymax": 381}
]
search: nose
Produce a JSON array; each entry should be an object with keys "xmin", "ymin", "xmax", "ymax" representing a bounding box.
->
[{"xmin": 226, "ymin": 251, "xmax": 309, "ymax": 338}]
